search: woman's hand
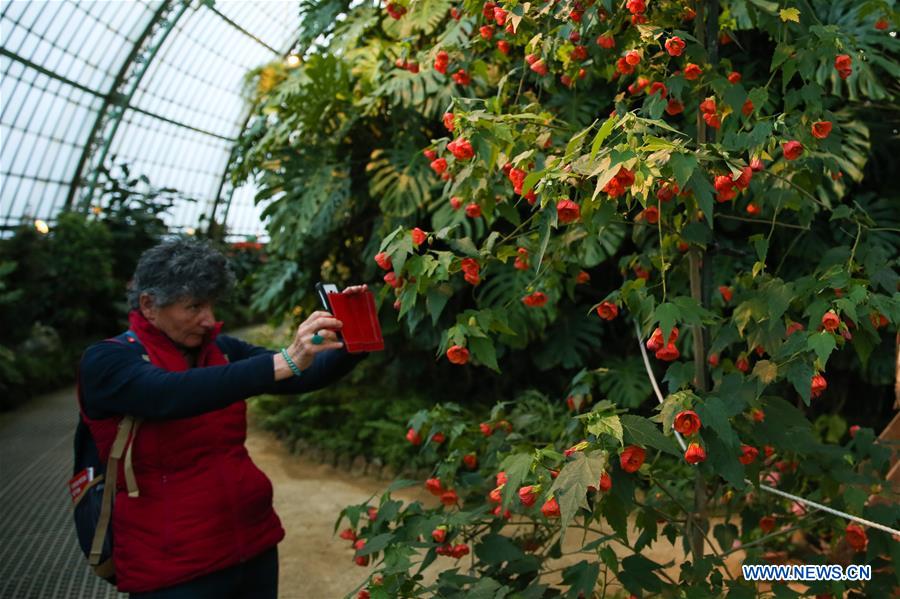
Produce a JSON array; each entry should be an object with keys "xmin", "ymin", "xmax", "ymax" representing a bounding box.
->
[
  {"xmin": 341, "ymin": 284, "xmax": 368, "ymax": 294},
  {"xmin": 273, "ymin": 284, "xmax": 369, "ymax": 379},
  {"xmin": 286, "ymin": 310, "xmax": 345, "ymax": 371}
]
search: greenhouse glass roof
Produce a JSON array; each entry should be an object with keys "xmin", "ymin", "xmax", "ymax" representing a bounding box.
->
[{"xmin": 1, "ymin": 0, "xmax": 300, "ymax": 239}]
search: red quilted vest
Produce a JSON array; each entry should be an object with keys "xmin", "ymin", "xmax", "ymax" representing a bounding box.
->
[{"xmin": 79, "ymin": 311, "xmax": 284, "ymax": 592}]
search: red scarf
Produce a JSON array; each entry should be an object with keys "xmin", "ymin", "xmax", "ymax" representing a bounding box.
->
[{"xmin": 127, "ymin": 310, "xmax": 226, "ymax": 371}]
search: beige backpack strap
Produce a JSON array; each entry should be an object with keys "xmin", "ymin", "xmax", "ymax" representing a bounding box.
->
[
  {"xmin": 89, "ymin": 416, "xmax": 136, "ymax": 567},
  {"xmin": 124, "ymin": 420, "xmax": 141, "ymax": 498}
]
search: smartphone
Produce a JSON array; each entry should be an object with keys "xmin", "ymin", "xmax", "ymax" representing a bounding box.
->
[
  {"xmin": 315, "ymin": 282, "xmax": 339, "ymax": 311},
  {"xmin": 315, "ymin": 282, "xmax": 342, "ymax": 343}
]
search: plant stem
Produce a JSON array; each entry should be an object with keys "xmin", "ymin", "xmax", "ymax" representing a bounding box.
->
[
  {"xmin": 686, "ymin": 0, "xmax": 718, "ymax": 567},
  {"xmin": 716, "ymin": 213, "xmax": 807, "ymax": 230},
  {"xmin": 652, "ymin": 478, "xmax": 735, "ymax": 581},
  {"xmin": 720, "ymin": 518, "xmax": 821, "ymax": 558},
  {"xmin": 757, "ymin": 169, "xmax": 829, "ymax": 209},
  {"xmin": 658, "ymin": 213, "xmax": 667, "ymax": 303},
  {"xmin": 774, "ymin": 231, "xmax": 805, "ymax": 277},
  {"xmin": 847, "ymin": 221, "xmax": 862, "ymax": 271}
]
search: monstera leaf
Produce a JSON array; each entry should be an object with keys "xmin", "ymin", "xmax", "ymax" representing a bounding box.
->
[{"xmin": 368, "ymin": 143, "xmax": 435, "ymax": 217}]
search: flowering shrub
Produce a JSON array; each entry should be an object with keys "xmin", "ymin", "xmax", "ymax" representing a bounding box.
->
[{"xmin": 235, "ymin": 0, "xmax": 899, "ymax": 596}]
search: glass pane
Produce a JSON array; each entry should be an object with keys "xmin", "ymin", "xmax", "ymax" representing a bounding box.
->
[{"xmin": 1, "ymin": 0, "xmax": 293, "ymax": 240}]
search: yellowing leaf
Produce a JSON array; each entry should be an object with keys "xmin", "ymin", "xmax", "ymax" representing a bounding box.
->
[
  {"xmin": 586, "ymin": 414, "xmax": 623, "ymax": 445},
  {"xmin": 779, "ymin": 7, "xmax": 800, "ymax": 23},
  {"xmin": 752, "ymin": 360, "xmax": 779, "ymax": 384}
]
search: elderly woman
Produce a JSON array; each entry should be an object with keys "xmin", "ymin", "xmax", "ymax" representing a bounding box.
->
[{"xmin": 77, "ymin": 238, "xmax": 367, "ymax": 598}]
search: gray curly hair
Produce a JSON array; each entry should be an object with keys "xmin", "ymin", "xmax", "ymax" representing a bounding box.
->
[{"xmin": 127, "ymin": 238, "xmax": 235, "ymax": 309}]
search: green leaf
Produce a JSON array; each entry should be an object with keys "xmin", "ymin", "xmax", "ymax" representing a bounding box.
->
[
  {"xmin": 668, "ymin": 153, "xmax": 697, "ymax": 189},
  {"xmin": 703, "ymin": 429, "xmax": 746, "ymax": 489},
  {"xmin": 464, "ymin": 577, "xmax": 506, "ymax": 598},
  {"xmin": 758, "ymin": 397, "xmax": 819, "ymax": 449},
  {"xmin": 550, "ymin": 450, "xmax": 608, "ymax": 532},
  {"xmin": 808, "ymin": 331, "xmax": 837, "ymax": 365},
  {"xmin": 468, "ymin": 335, "xmax": 500, "ymax": 372},
  {"xmin": 771, "ymin": 43, "xmax": 795, "ymax": 72},
  {"xmin": 475, "ymin": 534, "xmax": 526, "ymax": 566},
  {"xmin": 599, "ymin": 545, "xmax": 618, "ymax": 571},
  {"xmin": 561, "ymin": 561, "xmax": 600, "ymax": 599},
  {"xmin": 619, "ymin": 554, "xmax": 664, "ymax": 594},
  {"xmin": 500, "ymin": 452, "xmax": 534, "ymax": 509},
  {"xmin": 426, "ymin": 284, "xmax": 452, "ymax": 326},
  {"xmin": 398, "ymin": 283, "xmax": 417, "ymax": 318},
  {"xmin": 590, "ymin": 115, "xmax": 617, "ymax": 162},
  {"xmin": 687, "ymin": 170, "xmax": 715, "ymax": 227},
  {"xmin": 748, "ymin": 87, "xmax": 768, "ymax": 113},
  {"xmin": 386, "ymin": 479, "xmax": 420, "ymax": 493},
  {"xmin": 733, "ymin": 298, "xmax": 766, "ymax": 336},
  {"xmin": 601, "ymin": 493, "xmax": 629, "ymax": 543},
  {"xmin": 358, "ymin": 532, "xmax": 394, "ymax": 556},
  {"xmin": 620, "ymin": 414, "xmax": 681, "ymax": 456},
  {"xmin": 763, "ymin": 280, "xmax": 792, "ymax": 322},
  {"xmin": 681, "ymin": 222, "xmax": 712, "ymax": 247},
  {"xmin": 534, "ymin": 206, "xmax": 554, "ymax": 274},
  {"xmin": 662, "ymin": 362, "xmax": 695, "ymax": 392},
  {"xmin": 653, "ymin": 302, "xmax": 680, "ymax": 343},
  {"xmin": 724, "ymin": 84, "xmax": 748, "ymax": 116},
  {"xmin": 695, "ymin": 396, "xmax": 740, "ymax": 451},
  {"xmin": 448, "ymin": 236, "xmax": 479, "ymax": 257},
  {"xmin": 643, "ymin": 92, "xmax": 667, "ymax": 120},
  {"xmin": 749, "ymin": 0, "xmax": 779, "ymax": 15},
  {"xmin": 565, "ymin": 121, "xmax": 596, "ymax": 160},
  {"xmin": 587, "ymin": 414, "xmax": 624, "ymax": 445},
  {"xmin": 713, "ymin": 523, "xmax": 739, "ymax": 552},
  {"xmin": 670, "ymin": 296, "xmax": 714, "ymax": 326},
  {"xmin": 785, "ymin": 360, "xmax": 814, "ymax": 405},
  {"xmin": 521, "ymin": 169, "xmax": 544, "ymax": 194}
]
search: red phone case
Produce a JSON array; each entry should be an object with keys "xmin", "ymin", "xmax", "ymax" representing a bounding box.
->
[{"xmin": 327, "ymin": 290, "xmax": 385, "ymax": 353}]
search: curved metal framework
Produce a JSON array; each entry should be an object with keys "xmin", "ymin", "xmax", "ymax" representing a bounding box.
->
[
  {"xmin": 68, "ymin": 0, "xmax": 190, "ymax": 212},
  {"xmin": 0, "ymin": 0, "xmax": 299, "ymax": 239}
]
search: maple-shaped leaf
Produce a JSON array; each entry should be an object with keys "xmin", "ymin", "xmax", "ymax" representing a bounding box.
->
[
  {"xmin": 779, "ymin": 7, "xmax": 800, "ymax": 23},
  {"xmin": 549, "ymin": 450, "xmax": 608, "ymax": 535}
]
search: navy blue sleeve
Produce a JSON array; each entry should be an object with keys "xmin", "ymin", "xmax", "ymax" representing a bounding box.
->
[
  {"xmin": 81, "ymin": 337, "xmax": 368, "ymax": 421},
  {"xmin": 79, "ymin": 341, "xmax": 275, "ymax": 421},
  {"xmin": 216, "ymin": 335, "xmax": 368, "ymax": 395}
]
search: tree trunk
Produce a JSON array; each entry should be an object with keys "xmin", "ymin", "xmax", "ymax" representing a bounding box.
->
[{"xmin": 688, "ymin": 0, "xmax": 720, "ymax": 566}]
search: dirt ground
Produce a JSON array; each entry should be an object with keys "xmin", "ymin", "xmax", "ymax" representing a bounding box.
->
[
  {"xmin": 245, "ymin": 423, "xmax": 747, "ymax": 599},
  {"xmin": 244, "ymin": 423, "xmax": 429, "ymax": 598}
]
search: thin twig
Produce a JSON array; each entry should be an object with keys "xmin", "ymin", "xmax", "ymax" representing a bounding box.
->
[
  {"xmin": 653, "ymin": 478, "xmax": 736, "ymax": 581},
  {"xmin": 756, "ymin": 169, "xmax": 829, "ymax": 209},
  {"xmin": 716, "ymin": 213, "xmax": 808, "ymax": 231},
  {"xmin": 847, "ymin": 221, "xmax": 862, "ymax": 271},
  {"xmin": 774, "ymin": 232, "xmax": 805, "ymax": 277},
  {"xmin": 720, "ymin": 517, "xmax": 822, "ymax": 558}
]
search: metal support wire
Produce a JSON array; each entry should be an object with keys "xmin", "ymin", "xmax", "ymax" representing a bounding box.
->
[{"xmin": 634, "ymin": 320, "xmax": 900, "ymax": 537}]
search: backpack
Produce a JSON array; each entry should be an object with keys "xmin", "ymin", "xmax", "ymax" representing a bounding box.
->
[{"xmin": 71, "ymin": 331, "xmax": 142, "ymax": 582}]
